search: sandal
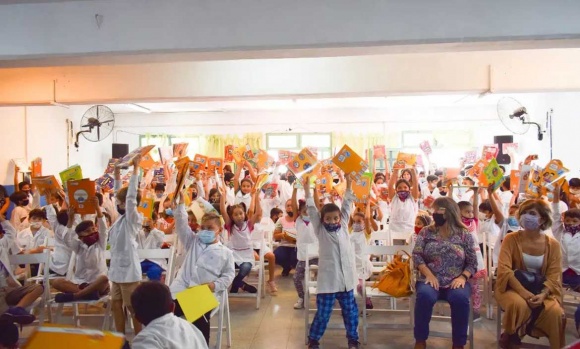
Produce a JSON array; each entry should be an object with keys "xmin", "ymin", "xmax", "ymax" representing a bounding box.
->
[{"xmin": 267, "ymin": 280, "xmax": 278, "ymax": 294}]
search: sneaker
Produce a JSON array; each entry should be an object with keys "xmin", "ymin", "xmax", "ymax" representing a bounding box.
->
[
  {"xmin": 366, "ymin": 298, "xmax": 374, "ymax": 310},
  {"xmin": 79, "ymin": 291, "xmax": 101, "ymax": 301},
  {"xmin": 241, "ymin": 282, "xmax": 257, "ymax": 294},
  {"xmin": 348, "ymin": 340, "xmax": 361, "ymax": 349},
  {"xmin": 0, "ymin": 307, "xmax": 35, "ymax": 325},
  {"xmin": 293, "ymin": 298, "xmax": 304, "ymax": 309},
  {"xmin": 307, "ymin": 339, "xmax": 320, "ymax": 349},
  {"xmin": 267, "ymin": 280, "xmax": 278, "ymax": 295},
  {"xmin": 473, "ymin": 312, "xmax": 481, "ymax": 322},
  {"xmin": 55, "ymin": 292, "xmax": 75, "ymax": 303}
]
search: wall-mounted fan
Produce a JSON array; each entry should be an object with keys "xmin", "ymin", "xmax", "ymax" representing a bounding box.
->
[
  {"xmin": 497, "ymin": 97, "xmax": 545, "ymax": 141},
  {"xmin": 75, "ymin": 105, "xmax": 115, "ymax": 148}
]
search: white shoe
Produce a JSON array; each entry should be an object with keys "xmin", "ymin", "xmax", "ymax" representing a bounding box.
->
[{"xmin": 294, "ymin": 298, "xmax": 304, "ymax": 309}]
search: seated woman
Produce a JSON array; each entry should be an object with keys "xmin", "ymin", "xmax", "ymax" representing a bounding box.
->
[
  {"xmin": 413, "ymin": 197, "xmax": 478, "ymax": 349},
  {"xmin": 496, "ymin": 199, "xmax": 564, "ymax": 349}
]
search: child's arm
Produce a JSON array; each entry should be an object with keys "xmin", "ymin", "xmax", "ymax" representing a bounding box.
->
[
  {"xmin": 313, "ymin": 187, "xmax": 323, "ymax": 211},
  {"xmin": 233, "ymin": 161, "xmax": 244, "ymax": 194},
  {"xmin": 291, "ymin": 187, "xmax": 299, "ymax": 222},
  {"xmin": 44, "ymin": 197, "xmax": 59, "ymax": 231},
  {"xmin": 552, "ymin": 183, "xmax": 564, "ymax": 242},
  {"xmin": 303, "ymin": 176, "xmax": 322, "ymax": 234},
  {"xmin": 125, "ymin": 156, "xmax": 143, "ymax": 230},
  {"xmin": 374, "ymin": 203, "xmax": 384, "ymax": 223},
  {"xmin": 174, "ymin": 192, "xmax": 196, "ymax": 249},
  {"xmin": 472, "ymin": 186, "xmax": 480, "ymax": 219},
  {"xmin": 0, "ymin": 197, "xmax": 10, "ymax": 216},
  {"xmin": 341, "ymin": 175, "xmax": 355, "ymax": 224},
  {"xmin": 488, "ymin": 183, "xmax": 504, "ymax": 225},
  {"xmin": 0, "ymin": 214, "xmax": 17, "ymax": 250},
  {"xmin": 388, "ymin": 168, "xmax": 399, "ymax": 200},
  {"xmin": 244, "ymin": 160, "xmax": 258, "ymax": 183},
  {"xmin": 218, "ymin": 185, "xmax": 231, "ymax": 227},
  {"xmin": 247, "ymin": 189, "xmax": 260, "ymax": 225},
  {"xmin": 31, "ymin": 189, "xmax": 41, "ymax": 210},
  {"xmin": 365, "ymin": 201, "xmax": 374, "ymax": 235},
  {"xmin": 13, "ymin": 164, "xmax": 20, "ymax": 189},
  {"xmin": 93, "ymin": 197, "xmax": 109, "ymax": 250},
  {"xmin": 64, "ymin": 206, "xmax": 81, "ymax": 253},
  {"xmin": 410, "ymin": 169, "xmax": 420, "ymax": 200},
  {"xmin": 251, "ymin": 191, "xmax": 262, "ymax": 224}
]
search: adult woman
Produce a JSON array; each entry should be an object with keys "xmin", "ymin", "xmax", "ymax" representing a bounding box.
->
[
  {"xmin": 496, "ymin": 199, "xmax": 564, "ymax": 349},
  {"xmin": 412, "ymin": 197, "xmax": 478, "ymax": 349}
]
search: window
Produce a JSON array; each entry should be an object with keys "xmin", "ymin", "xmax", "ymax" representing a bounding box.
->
[
  {"xmin": 266, "ymin": 133, "xmax": 332, "ymax": 161},
  {"xmin": 139, "ymin": 134, "xmax": 201, "ymax": 161}
]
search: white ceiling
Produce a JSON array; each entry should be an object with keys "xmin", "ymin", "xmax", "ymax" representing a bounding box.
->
[{"xmin": 103, "ymin": 93, "xmax": 506, "ymax": 114}]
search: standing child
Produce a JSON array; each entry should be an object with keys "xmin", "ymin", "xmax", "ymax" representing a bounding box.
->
[
  {"xmin": 137, "ymin": 218, "xmax": 166, "ymax": 282},
  {"xmin": 349, "ymin": 201, "xmax": 375, "ymax": 310},
  {"xmin": 220, "ymin": 184, "xmax": 261, "ymax": 294},
  {"xmin": 171, "ymin": 191, "xmax": 235, "ymax": 345},
  {"xmin": 303, "ymin": 174, "xmax": 360, "ymax": 349},
  {"xmin": 388, "ymin": 168, "xmax": 420, "ymax": 243},
  {"xmin": 108, "ymin": 156, "xmax": 143, "ymax": 335}
]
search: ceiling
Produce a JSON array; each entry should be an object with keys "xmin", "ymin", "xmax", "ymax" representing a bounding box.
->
[
  {"xmin": 0, "ymin": 0, "xmax": 91, "ymax": 4},
  {"xmin": 103, "ymin": 94, "xmax": 505, "ymax": 114}
]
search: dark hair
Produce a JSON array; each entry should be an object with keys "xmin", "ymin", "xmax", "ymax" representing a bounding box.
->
[
  {"xmin": 374, "ymin": 173, "xmax": 386, "ymax": 183},
  {"xmin": 434, "ymin": 170, "xmax": 443, "ymax": 176},
  {"xmin": 564, "ymin": 208, "xmax": 580, "ymax": 220},
  {"xmin": 499, "ymin": 165, "xmax": 506, "ymax": 173},
  {"xmin": 270, "ymin": 207, "xmax": 283, "ymax": 219},
  {"xmin": 0, "ymin": 322, "xmax": 19, "ymax": 348},
  {"xmin": 432, "ymin": 197, "xmax": 467, "ymax": 232},
  {"xmin": 416, "ymin": 214, "xmax": 432, "ymax": 226},
  {"xmin": 95, "ymin": 192, "xmax": 104, "ymax": 207},
  {"xmin": 426, "ymin": 175, "xmax": 439, "ymax": 183},
  {"xmin": 463, "ymin": 177, "xmax": 475, "ymax": 186},
  {"xmin": 457, "ymin": 201, "xmax": 473, "ymax": 210},
  {"xmin": 116, "ymin": 187, "xmax": 142, "ymax": 206},
  {"xmin": 436, "ymin": 180, "xmax": 445, "ymax": 189},
  {"xmin": 518, "ymin": 199, "xmax": 553, "ymax": 230},
  {"xmin": 395, "ymin": 179, "xmax": 411, "ymax": 191},
  {"xmin": 18, "ymin": 181, "xmax": 30, "ymax": 191},
  {"xmin": 56, "ymin": 209, "xmax": 69, "ymax": 226},
  {"xmin": 320, "ymin": 203, "xmax": 340, "ymax": 221},
  {"xmin": 569, "ymin": 178, "xmax": 580, "ymax": 188},
  {"xmin": 75, "ymin": 220, "xmax": 94, "ymax": 234},
  {"xmin": 9, "ymin": 191, "xmax": 28, "ymax": 206},
  {"xmin": 400, "ymin": 169, "xmax": 413, "ymax": 183},
  {"xmin": 479, "ymin": 200, "xmax": 492, "ymax": 212},
  {"xmin": 227, "ymin": 203, "xmax": 247, "ymax": 221},
  {"xmin": 240, "ymin": 178, "xmax": 253, "ymax": 188},
  {"xmin": 224, "ymin": 172, "xmax": 235, "ymax": 182},
  {"xmin": 28, "ymin": 208, "xmax": 46, "ymax": 221},
  {"xmin": 208, "ymin": 188, "xmax": 220, "ymax": 202},
  {"xmin": 501, "ymin": 177, "xmax": 511, "ymax": 190},
  {"xmin": 223, "ymin": 165, "xmax": 233, "ymax": 173},
  {"xmin": 298, "ymin": 199, "xmax": 306, "ymax": 213},
  {"xmin": 131, "ymin": 281, "xmax": 174, "ymax": 326},
  {"xmin": 154, "ymin": 183, "xmax": 166, "ymax": 192}
]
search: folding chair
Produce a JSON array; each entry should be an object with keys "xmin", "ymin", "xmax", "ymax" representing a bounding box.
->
[
  {"xmin": 228, "ymin": 237, "xmax": 265, "ymax": 309},
  {"xmin": 53, "ymin": 250, "xmax": 113, "ymax": 330},
  {"xmin": 137, "ymin": 246, "xmax": 176, "ymax": 286},
  {"xmin": 211, "ymin": 291, "xmax": 232, "ymax": 349},
  {"xmin": 361, "ymin": 245, "xmax": 414, "ymax": 344},
  {"xmin": 481, "ymin": 230, "xmax": 497, "ymax": 320},
  {"xmin": 8, "ymin": 250, "xmax": 51, "ymax": 325}
]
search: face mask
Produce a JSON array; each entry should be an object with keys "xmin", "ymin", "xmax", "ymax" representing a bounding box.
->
[
  {"xmin": 21, "ymin": 199, "xmax": 30, "ymax": 207},
  {"xmin": 507, "ymin": 216, "xmax": 519, "ymax": 227},
  {"xmin": 570, "ymin": 189, "xmax": 580, "ymax": 196},
  {"xmin": 461, "ymin": 217, "xmax": 476, "ymax": 232},
  {"xmin": 287, "ymin": 212, "xmax": 294, "ymax": 218},
  {"xmin": 30, "ymin": 222, "xmax": 42, "ymax": 229},
  {"xmin": 323, "ymin": 222, "xmax": 341, "ymax": 233},
  {"xmin": 432, "ymin": 213, "xmax": 447, "ymax": 227},
  {"xmin": 478, "ymin": 213, "xmax": 488, "ymax": 221},
  {"xmin": 81, "ymin": 232, "xmax": 99, "ymax": 247},
  {"xmin": 156, "ymin": 194, "xmax": 163, "ymax": 199},
  {"xmin": 165, "ymin": 208, "xmax": 173, "ymax": 216},
  {"xmin": 519, "ymin": 213, "xmax": 541, "ymax": 231},
  {"xmin": 565, "ymin": 224, "xmax": 580, "ymax": 235},
  {"xmin": 117, "ymin": 205, "xmax": 126, "ymax": 215},
  {"xmin": 287, "ymin": 175, "xmax": 296, "ymax": 184},
  {"xmin": 414, "ymin": 226, "xmax": 423, "ymax": 234},
  {"xmin": 192, "ymin": 192, "xmax": 198, "ymax": 199},
  {"xmin": 397, "ymin": 191, "xmax": 410, "ymax": 201},
  {"xmin": 198, "ymin": 230, "xmax": 216, "ymax": 244},
  {"xmin": 439, "ymin": 191, "xmax": 447, "ymax": 196},
  {"xmin": 352, "ymin": 222, "xmax": 365, "ymax": 232},
  {"xmin": 302, "ymin": 216, "xmax": 310, "ymax": 223}
]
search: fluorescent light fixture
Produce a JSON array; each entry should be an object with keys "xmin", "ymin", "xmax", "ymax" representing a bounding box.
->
[{"xmin": 128, "ymin": 104, "xmax": 151, "ymax": 113}]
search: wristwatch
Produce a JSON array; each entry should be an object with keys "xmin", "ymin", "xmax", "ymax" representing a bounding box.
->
[{"xmin": 460, "ymin": 273, "xmax": 469, "ymax": 281}]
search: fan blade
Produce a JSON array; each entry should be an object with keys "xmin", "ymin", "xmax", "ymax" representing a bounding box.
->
[
  {"xmin": 97, "ymin": 126, "xmax": 101, "ymax": 140},
  {"xmin": 99, "ymin": 119, "xmax": 114, "ymax": 124}
]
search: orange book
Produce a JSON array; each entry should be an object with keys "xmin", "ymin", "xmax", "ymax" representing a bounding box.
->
[
  {"xmin": 315, "ymin": 173, "xmax": 333, "ymax": 196},
  {"xmin": 31, "ymin": 157, "xmax": 42, "ymax": 177},
  {"xmin": 510, "ymin": 170, "xmax": 520, "ymax": 192},
  {"xmin": 173, "ymin": 143, "xmax": 189, "ymax": 158},
  {"xmin": 208, "ymin": 158, "xmax": 223, "ymax": 174},
  {"xmin": 193, "ymin": 154, "xmax": 209, "ymax": 165},
  {"xmin": 137, "ymin": 191, "xmax": 155, "ymax": 219},
  {"xmin": 32, "ymin": 175, "xmax": 62, "ymax": 194},
  {"xmin": 140, "ymin": 153, "xmax": 156, "ymax": 170},
  {"xmin": 173, "ymin": 161, "xmax": 191, "ymax": 204},
  {"xmin": 481, "ymin": 144, "xmax": 499, "ymax": 161},
  {"xmin": 263, "ymin": 183, "xmax": 278, "ymax": 199},
  {"xmin": 117, "ymin": 145, "xmax": 156, "ymax": 168},
  {"xmin": 255, "ymin": 150, "xmax": 274, "ymax": 170},
  {"xmin": 393, "ymin": 152, "xmax": 417, "ymax": 170},
  {"xmin": 23, "ymin": 326, "xmax": 124, "ymax": 349},
  {"xmin": 352, "ymin": 173, "xmax": 372, "ymax": 203},
  {"xmin": 278, "ymin": 150, "xmax": 297, "ymax": 165},
  {"xmin": 443, "ymin": 168, "xmax": 461, "ymax": 185},
  {"xmin": 288, "ymin": 148, "xmax": 318, "ymax": 176},
  {"xmin": 67, "ymin": 179, "xmax": 97, "ymax": 214},
  {"xmin": 224, "ymin": 145, "xmax": 234, "ymax": 162},
  {"xmin": 467, "ymin": 158, "xmax": 488, "ymax": 184},
  {"xmin": 190, "ymin": 161, "xmax": 205, "ymax": 177},
  {"xmin": 332, "ymin": 145, "xmax": 369, "ymax": 181}
]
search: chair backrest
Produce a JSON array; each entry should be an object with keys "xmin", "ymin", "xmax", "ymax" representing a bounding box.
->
[
  {"xmin": 137, "ymin": 248, "xmax": 173, "ymax": 260},
  {"xmin": 163, "ymin": 234, "xmax": 176, "ymax": 244},
  {"xmin": 364, "ymin": 244, "xmax": 412, "ymax": 257},
  {"xmin": 370, "ymin": 230, "xmax": 390, "ymax": 245},
  {"xmin": 10, "ymin": 250, "xmax": 51, "ymax": 289}
]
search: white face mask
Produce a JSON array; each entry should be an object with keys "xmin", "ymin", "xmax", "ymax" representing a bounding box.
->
[
  {"xmin": 478, "ymin": 213, "xmax": 488, "ymax": 221},
  {"xmin": 30, "ymin": 222, "xmax": 42, "ymax": 229}
]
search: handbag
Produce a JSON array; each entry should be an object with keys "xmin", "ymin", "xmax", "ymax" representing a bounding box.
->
[
  {"xmin": 513, "ymin": 269, "xmax": 546, "ymax": 295},
  {"xmin": 372, "ymin": 250, "xmax": 413, "ymax": 297}
]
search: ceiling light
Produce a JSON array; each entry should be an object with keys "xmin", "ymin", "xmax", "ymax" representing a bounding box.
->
[{"xmin": 128, "ymin": 104, "xmax": 151, "ymax": 113}]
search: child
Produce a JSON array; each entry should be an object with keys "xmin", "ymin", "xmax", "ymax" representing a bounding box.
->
[
  {"xmin": 293, "ymin": 190, "xmax": 319, "ymax": 309},
  {"xmin": 44, "ymin": 200, "xmax": 73, "ymax": 277},
  {"xmin": 458, "ymin": 192, "xmax": 486, "ymax": 321},
  {"xmin": 220, "ymin": 184, "xmax": 261, "ymax": 294},
  {"xmin": 233, "ymin": 160, "xmax": 257, "ymax": 211},
  {"xmin": 303, "ymin": 174, "xmax": 360, "ymax": 349},
  {"xmin": 16, "ymin": 209, "xmax": 51, "ymax": 254},
  {"xmin": 171, "ymin": 192, "xmax": 235, "ymax": 345},
  {"xmin": 131, "ymin": 281, "xmax": 208, "ymax": 349},
  {"xmin": 388, "ymin": 168, "xmax": 420, "ymax": 243},
  {"xmin": 273, "ymin": 199, "xmax": 299, "ymax": 276},
  {"xmin": 52, "ymin": 199, "xmax": 110, "ymax": 303},
  {"xmin": 487, "ymin": 183, "xmax": 520, "ymax": 265},
  {"xmin": 410, "ymin": 213, "xmax": 432, "ymax": 246},
  {"xmin": 137, "ymin": 218, "xmax": 166, "ymax": 282},
  {"xmin": 0, "ymin": 215, "xmax": 40, "ymax": 323},
  {"xmin": 8, "ymin": 191, "xmax": 30, "ymax": 232},
  {"xmin": 108, "ymin": 155, "xmax": 143, "ymax": 335},
  {"xmin": 349, "ymin": 201, "xmax": 375, "ymax": 311},
  {"xmin": 552, "ymin": 183, "xmax": 580, "ymax": 334}
]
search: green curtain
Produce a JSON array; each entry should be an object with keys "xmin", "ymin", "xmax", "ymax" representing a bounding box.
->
[{"xmin": 200, "ymin": 133, "xmax": 264, "ymax": 158}]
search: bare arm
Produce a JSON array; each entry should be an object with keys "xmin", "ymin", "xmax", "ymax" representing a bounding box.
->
[
  {"xmin": 219, "ymin": 185, "xmax": 231, "ymax": 227},
  {"xmin": 291, "ymin": 187, "xmax": 299, "ymax": 223},
  {"xmin": 388, "ymin": 169, "xmax": 399, "ymax": 200},
  {"xmin": 410, "ymin": 169, "xmax": 419, "ymax": 200},
  {"xmin": 244, "ymin": 160, "xmax": 257, "ymax": 183},
  {"xmin": 233, "ymin": 161, "xmax": 243, "ymax": 194},
  {"xmin": 488, "ymin": 183, "xmax": 504, "ymax": 225}
]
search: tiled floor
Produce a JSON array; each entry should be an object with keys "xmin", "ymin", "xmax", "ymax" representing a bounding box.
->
[{"xmin": 19, "ymin": 275, "xmax": 580, "ymax": 348}]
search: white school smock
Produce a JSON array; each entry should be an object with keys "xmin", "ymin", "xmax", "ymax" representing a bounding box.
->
[
  {"xmin": 64, "ymin": 217, "xmax": 108, "ymax": 284},
  {"xmin": 389, "ymin": 195, "xmax": 418, "ymax": 234},
  {"xmin": 137, "ymin": 228, "xmax": 166, "ymax": 270},
  {"xmin": 132, "ymin": 313, "xmax": 209, "ymax": 349},
  {"xmin": 10, "ymin": 206, "xmax": 30, "ymax": 232},
  {"xmin": 234, "ymin": 191, "xmax": 252, "ymax": 212},
  {"xmin": 296, "ymin": 216, "xmax": 318, "ymax": 261},
  {"xmin": 45, "ymin": 204, "xmax": 73, "ymax": 275},
  {"xmin": 552, "ymin": 202, "xmax": 580, "ymax": 275},
  {"xmin": 0, "ymin": 221, "xmax": 20, "ymax": 284},
  {"xmin": 306, "ymin": 190, "xmax": 357, "ymax": 294},
  {"xmin": 225, "ymin": 221, "xmax": 255, "ymax": 267},
  {"xmin": 350, "ymin": 230, "xmax": 373, "ymax": 280},
  {"xmin": 169, "ymin": 204, "xmax": 235, "ymax": 299},
  {"xmin": 108, "ymin": 174, "xmax": 143, "ymax": 283},
  {"xmin": 16, "ymin": 226, "xmax": 51, "ymax": 251}
]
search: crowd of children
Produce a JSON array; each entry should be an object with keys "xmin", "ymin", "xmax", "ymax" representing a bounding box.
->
[{"xmin": 2, "ymin": 145, "xmax": 580, "ymax": 349}]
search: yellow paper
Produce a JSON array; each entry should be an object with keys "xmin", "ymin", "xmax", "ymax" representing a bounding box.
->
[
  {"xmin": 23, "ymin": 326, "xmax": 124, "ymax": 349},
  {"xmin": 176, "ymin": 285, "xmax": 219, "ymax": 323}
]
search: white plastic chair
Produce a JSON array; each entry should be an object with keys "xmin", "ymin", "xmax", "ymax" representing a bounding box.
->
[
  {"xmin": 483, "ymin": 230, "xmax": 496, "ymax": 320},
  {"xmin": 228, "ymin": 237, "xmax": 265, "ymax": 309},
  {"xmin": 212, "ymin": 291, "xmax": 232, "ymax": 349},
  {"xmin": 137, "ymin": 247, "xmax": 176, "ymax": 286}
]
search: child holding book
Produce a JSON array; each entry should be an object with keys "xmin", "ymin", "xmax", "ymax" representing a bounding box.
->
[
  {"xmin": 108, "ymin": 155, "xmax": 144, "ymax": 335},
  {"xmin": 303, "ymin": 174, "xmax": 360, "ymax": 349},
  {"xmin": 171, "ymin": 191, "xmax": 235, "ymax": 345},
  {"xmin": 44, "ymin": 194, "xmax": 72, "ymax": 277},
  {"xmin": 52, "ymin": 200, "xmax": 110, "ymax": 303},
  {"xmin": 233, "ymin": 160, "xmax": 257, "ymax": 212},
  {"xmin": 220, "ymin": 185, "xmax": 261, "ymax": 294},
  {"xmin": 137, "ymin": 218, "xmax": 166, "ymax": 282},
  {"xmin": 388, "ymin": 168, "xmax": 420, "ymax": 242},
  {"xmin": 273, "ymin": 199, "xmax": 299, "ymax": 277}
]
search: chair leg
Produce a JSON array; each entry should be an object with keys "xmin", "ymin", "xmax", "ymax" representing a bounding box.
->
[
  {"xmin": 73, "ymin": 303, "xmax": 80, "ymax": 327},
  {"xmin": 102, "ymin": 301, "xmax": 112, "ymax": 331},
  {"xmin": 55, "ymin": 303, "xmax": 64, "ymax": 324},
  {"xmin": 216, "ymin": 298, "xmax": 224, "ymax": 349},
  {"xmin": 362, "ymin": 285, "xmax": 367, "ymax": 344},
  {"xmin": 225, "ymin": 295, "xmax": 231, "ymax": 348}
]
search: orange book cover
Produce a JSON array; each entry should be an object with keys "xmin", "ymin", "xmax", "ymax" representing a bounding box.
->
[
  {"xmin": 117, "ymin": 145, "xmax": 156, "ymax": 168},
  {"xmin": 190, "ymin": 161, "xmax": 205, "ymax": 177},
  {"xmin": 332, "ymin": 145, "xmax": 369, "ymax": 181},
  {"xmin": 315, "ymin": 173, "xmax": 333, "ymax": 196},
  {"xmin": 393, "ymin": 152, "xmax": 417, "ymax": 170},
  {"xmin": 352, "ymin": 173, "xmax": 372, "ymax": 202},
  {"xmin": 443, "ymin": 168, "xmax": 461, "ymax": 184},
  {"xmin": 23, "ymin": 326, "xmax": 124, "ymax": 349},
  {"xmin": 288, "ymin": 148, "xmax": 318, "ymax": 176},
  {"xmin": 525, "ymin": 166, "xmax": 542, "ymax": 198},
  {"xmin": 140, "ymin": 153, "xmax": 156, "ymax": 170},
  {"xmin": 224, "ymin": 145, "xmax": 234, "ymax": 162},
  {"xmin": 193, "ymin": 154, "xmax": 209, "ymax": 165},
  {"xmin": 67, "ymin": 179, "xmax": 97, "ymax": 214},
  {"xmin": 481, "ymin": 144, "xmax": 499, "ymax": 161},
  {"xmin": 32, "ymin": 175, "xmax": 62, "ymax": 194},
  {"xmin": 208, "ymin": 158, "xmax": 224, "ymax": 174},
  {"xmin": 31, "ymin": 157, "xmax": 42, "ymax": 177},
  {"xmin": 467, "ymin": 158, "xmax": 488, "ymax": 184},
  {"xmin": 255, "ymin": 150, "xmax": 274, "ymax": 170},
  {"xmin": 137, "ymin": 191, "xmax": 155, "ymax": 219},
  {"xmin": 510, "ymin": 170, "xmax": 520, "ymax": 192},
  {"xmin": 173, "ymin": 143, "xmax": 189, "ymax": 158},
  {"xmin": 173, "ymin": 161, "xmax": 191, "ymax": 204},
  {"xmin": 278, "ymin": 150, "xmax": 297, "ymax": 165},
  {"xmin": 373, "ymin": 145, "xmax": 386, "ymax": 160}
]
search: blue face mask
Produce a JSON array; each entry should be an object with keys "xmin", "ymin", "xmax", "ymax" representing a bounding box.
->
[
  {"xmin": 302, "ymin": 216, "xmax": 310, "ymax": 223},
  {"xmin": 323, "ymin": 222, "xmax": 341, "ymax": 233},
  {"xmin": 165, "ymin": 208, "xmax": 173, "ymax": 216},
  {"xmin": 198, "ymin": 230, "xmax": 216, "ymax": 244},
  {"xmin": 507, "ymin": 216, "xmax": 519, "ymax": 228}
]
